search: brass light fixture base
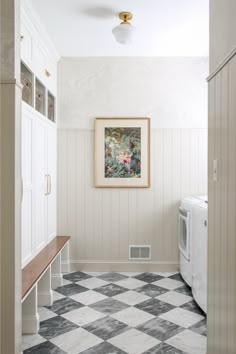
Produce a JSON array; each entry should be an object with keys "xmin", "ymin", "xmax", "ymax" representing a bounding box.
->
[{"xmin": 119, "ymin": 12, "xmax": 133, "ymax": 24}]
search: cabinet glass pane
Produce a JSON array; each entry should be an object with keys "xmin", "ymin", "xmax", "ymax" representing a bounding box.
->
[
  {"xmin": 35, "ymin": 78, "xmax": 46, "ymax": 115},
  {"xmin": 21, "ymin": 62, "xmax": 33, "ymax": 106},
  {"xmin": 47, "ymin": 91, "xmax": 55, "ymax": 122}
]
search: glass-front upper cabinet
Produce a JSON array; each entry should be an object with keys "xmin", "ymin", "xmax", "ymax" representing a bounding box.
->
[
  {"xmin": 21, "ymin": 62, "xmax": 33, "ymax": 107},
  {"xmin": 47, "ymin": 91, "xmax": 55, "ymax": 122},
  {"xmin": 35, "ymin": 78, "xmax": 46, "ymax": 115}
]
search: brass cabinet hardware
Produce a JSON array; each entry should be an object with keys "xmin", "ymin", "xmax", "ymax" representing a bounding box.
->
[{"xmin": 45, "ymin": 69, "xmax": 51, "ymax": 78}]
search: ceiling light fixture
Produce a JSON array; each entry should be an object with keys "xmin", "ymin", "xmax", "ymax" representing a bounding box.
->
[{"xmin": 112, "ymin": 12, "xmax": 135, "ymax": 45}]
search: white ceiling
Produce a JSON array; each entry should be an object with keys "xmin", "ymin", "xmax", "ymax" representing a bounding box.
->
[{"xmin": 30, "ymin": 0, "xmax": 209, "ymax": 57}]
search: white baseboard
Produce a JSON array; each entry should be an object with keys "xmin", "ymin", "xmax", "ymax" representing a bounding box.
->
[
  {"xmin": 70, "ymin": 260, "xmax": 179, "ymax": 272},
  {"xmin": 38, "ymin": 290, "xmax": 53, "ymax": 307},
  {"xmin": 61, "ymin": 261, "xmax": 70, "ymax": 273},
  {"xmin": 51, "ymin": 274, "xmax": 63, "ymax": 289},
  {"xmin": 22, "ymin": 313, "xmax": 40, "ymax": 334}
]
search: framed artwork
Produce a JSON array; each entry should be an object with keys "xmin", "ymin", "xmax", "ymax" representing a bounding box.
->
[{"xmin": 94, "ymin": 118, "xmax": 150, "ymax": 188}]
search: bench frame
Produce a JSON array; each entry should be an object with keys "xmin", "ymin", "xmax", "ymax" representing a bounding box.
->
[{"xmin": 22, "ymin": 236, "xmax": 70, "ymax": 334}]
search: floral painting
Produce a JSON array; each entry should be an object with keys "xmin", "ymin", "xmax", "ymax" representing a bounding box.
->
[
  {"xmin": 104, "ymin": 127, "xmax": 141, "ymax": 178},
  {"xmin": 95, "ymin": 118, "xmax": 150, "ymax": 188}
]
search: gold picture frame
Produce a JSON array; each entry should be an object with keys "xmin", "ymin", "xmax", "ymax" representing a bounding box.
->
[{"xmin": 95, "ymin": 118, "xmax": 150, "ymax": 188}]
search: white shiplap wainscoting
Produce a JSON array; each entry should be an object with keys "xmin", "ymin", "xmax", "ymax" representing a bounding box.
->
[
  {"xmin": 57, "ymin": 128, "xmax": 207, "ymax": 271},
  {"xmin": 208, "ymin": 51, "xmax": 236, "ymax": 354}
]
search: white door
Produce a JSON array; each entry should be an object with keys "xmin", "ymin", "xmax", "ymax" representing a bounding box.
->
[
  {"xmin": 21, "ymin": 107, "xmax": 33, "ymax": 266},
  {"xmin": 33, "ymin": 117, "xmax": 47, "ymax": 251},
  {"xmin": 46, "ymin": 124, "xmax": 57, "ymax": 241}
]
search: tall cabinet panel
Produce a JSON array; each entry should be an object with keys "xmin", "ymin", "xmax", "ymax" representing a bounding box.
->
[
  {"xmin": 46, "ymin": 125, "xmax": 57, "ymax": 241},
  {"xmin": 21, "ymin": 108, "xmax": 33, "ymax": 265},
  {"xmin": 33, "ymin": 117, "xmax": 47, "ymax": 251},
  {"xmin": 20, "ymin": 0, "xmax": 59, "ymax": 268}
]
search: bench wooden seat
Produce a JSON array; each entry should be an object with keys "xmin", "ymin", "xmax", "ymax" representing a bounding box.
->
[
  {"xmin": 22, "ymin": 236, "xmax": 70, "ymax": 334},
  {"xmin": 22, "ymin": 236, "xmax": 70, "ymax": 299}
]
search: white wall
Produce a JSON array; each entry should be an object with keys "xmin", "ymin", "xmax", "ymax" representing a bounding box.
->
[
  {"xmin": 58, "ymin": 57, "xmax": 208, "ymax": 129},
  {"xmin": 210, "ymin": 0, "xmax": 236, "ymax": 72},
  {"xmin": 57, "ymin": 57, "xmax": 208, "ymax": 270}
]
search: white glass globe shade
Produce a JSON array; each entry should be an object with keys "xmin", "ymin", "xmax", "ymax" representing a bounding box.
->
[{"xmin": 112, "ymin": 24, "xmax": 136, "ymax": 44}]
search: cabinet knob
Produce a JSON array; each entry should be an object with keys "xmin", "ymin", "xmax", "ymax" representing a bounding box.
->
[
  {"xmin": 45, "ymin": 69, "xmax": 51, "ymax": 78},
  {"xmin": 20, "ymin": 35, "xmax": 24, "ymax": 41}
]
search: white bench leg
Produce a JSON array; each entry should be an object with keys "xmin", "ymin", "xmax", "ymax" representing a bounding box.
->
[
  {"xmin": 51, "ymin": 253, "xmax": 63, "ymax": 289},
  {"xmin": 38, "ymin": 267, "xmax": 53, "ymax": 306},
  {"xmin": 22, "ymin": 286, "xmax": 40, "ymax": 334},
  {"xmin": 61, "ymin": 243, "xmax": 70, "ymax": 273}
]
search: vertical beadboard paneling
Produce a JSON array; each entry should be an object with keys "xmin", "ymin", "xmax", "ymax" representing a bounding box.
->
[
  {"xmin": 58, "ymin": 128, "xmax": 207, "ymax": 268},
  {"xmin": 57, "ymin": 130, "xmax": 68, "ymax": 235},
  {"xmin": 220, "ymin": 64, "xmax": 228, "ymax": 354},
  {"xmin": 208, "ymin": 77, "xmax": 215, "ymax": 352},
  {"xmin": 208, "ymin": 54, "xmax": 236, "ymax": 354},
  {"xmin": 227, "ymin": 55, "xmax": 236, "ymax": 354},
  {"xmin": 214, "ymin": 71, "xmax": 222, "ymax": 354}
]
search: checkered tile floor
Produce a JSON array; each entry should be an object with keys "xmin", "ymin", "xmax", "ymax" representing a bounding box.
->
[{"xmin": 23, "ymin": 272, "xmax": 207, "ymax": 354}]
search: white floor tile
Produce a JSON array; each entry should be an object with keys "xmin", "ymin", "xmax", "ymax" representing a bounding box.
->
[
  {"xmin": 108, "ymin": 328, "xmax": 160, "ymax": 354},
  {"xmin": 22, "ymin": 334, "xmax": 46, "ymax": 351},
  {"xmin": 70, "ymin": 290, "xmax": 107, "ymax": 305},
  {"xmin": 50, "ymin": 328, "xmax": 103, "ymax": 354},
  {"xmin": 76, "ymin": 277, "xmax": 109, "ymax": 289},
  {"xmin": 166, "ymin": 329, "xmax": 207, "ymax": 354},
  {"xmin": 62, "ymin": 278, "xmax": 73, "ymax": 286},
  {"xmin": 152, "ymin": 278, "xmax": 184, "ymax": 290},
  {"xmin": 115, "ymin": 278, "xmax": 147, "ymax": 290},
  {"xmin": 53, "ymin": 290, "xmax": 66, "ymax": 301},
  {"xmin": 111, "ymin": 307, "xmax": 154, "ymax": 327},
  {"xmin": 156, "ymin": 291, "xmax": 192, "ymax": 306},
  {"xmin": 62, "ymin": 306, "xmax": 105, "ymax": 326},
  {"xmin": 160, "ymin": 308, "xmax": 205, "ymax": 328},
  {"xmin": 153, "ymin": 272, "xmax": 178, "ymax": 277},
  {"xmin": 38, "ymin": 307, "xmax": 57, "ymax": 322},
  {"xmin": 113, "ymin": 290, "xmax": 150, "ymax": 306}
]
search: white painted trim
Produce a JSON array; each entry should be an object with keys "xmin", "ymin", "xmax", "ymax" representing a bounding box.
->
[
  {"xmin": 207, "ymin": 46, "xmax": 236, "ymax": 81},
  {"xmin": 70, "ymin": 260, "xmax": 179, "ymax": 272},
  {"xmin": 57, "ymin": 126, "xmax": 208, "ymax": 132},
  {"xmin": 0, "ymin": 79, "xmax": 23, "ymax": 89}
]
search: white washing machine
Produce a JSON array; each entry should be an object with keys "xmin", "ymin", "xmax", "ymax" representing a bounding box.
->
[
  {"xmin": 179, "ymin": 196, "xmax": 204, "ymax": 287},
  {"xmin": 192, "ymin": 196, "xmax": 208, "ymax": 313}
]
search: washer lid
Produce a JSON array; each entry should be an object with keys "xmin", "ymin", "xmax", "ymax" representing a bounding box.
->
[{"xmin": 195, "ymin": 195, "xmax": 208, "ymax": 204}]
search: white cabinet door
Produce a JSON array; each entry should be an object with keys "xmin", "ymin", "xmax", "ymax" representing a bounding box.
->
[
  {"xmin": 46, "ymin": 124, "xmax": 57, "ymax": 241},
  {"xmin": 21, "ymin": 108, "xmax": 33, "ymax": 266},
  {"xmin": 33, "ymin": 39, "xmax": 46, "ymax": 84},
  {"xmin": 33, "ymin": 117, "xmax": 47, "ymax": 251},
  {"xmin": 21, "ymin": 19, "xmax": 33, "ymax": 68}
]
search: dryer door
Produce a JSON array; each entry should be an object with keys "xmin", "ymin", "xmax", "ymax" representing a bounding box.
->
[{"xmin": 179, "ymin": 207, "xmax": 190, "ymax": 261}]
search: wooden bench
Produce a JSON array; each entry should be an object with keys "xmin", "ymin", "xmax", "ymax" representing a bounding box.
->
[{"xmin": 22, "ymin": 236, "xmax": 70, "ymax": 334}]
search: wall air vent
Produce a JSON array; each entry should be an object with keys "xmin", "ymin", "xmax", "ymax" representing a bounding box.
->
[{"xmin": 129, "ymin": 245, "xmax": 151, "ymax": 260}]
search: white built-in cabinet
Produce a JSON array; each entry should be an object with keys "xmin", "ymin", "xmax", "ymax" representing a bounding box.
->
[{"xmin": 21, "ymin": 1, "xmax": 59, "ymax": 268}]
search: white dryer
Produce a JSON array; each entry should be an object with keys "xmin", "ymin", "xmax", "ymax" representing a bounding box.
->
[
  {"xmin": 192, "ymin": 197, "xmax": 208, "ymax": 313},
  {"xmin": 179, "ymin": 196, "xmax": 204, "ymax": 287}
]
